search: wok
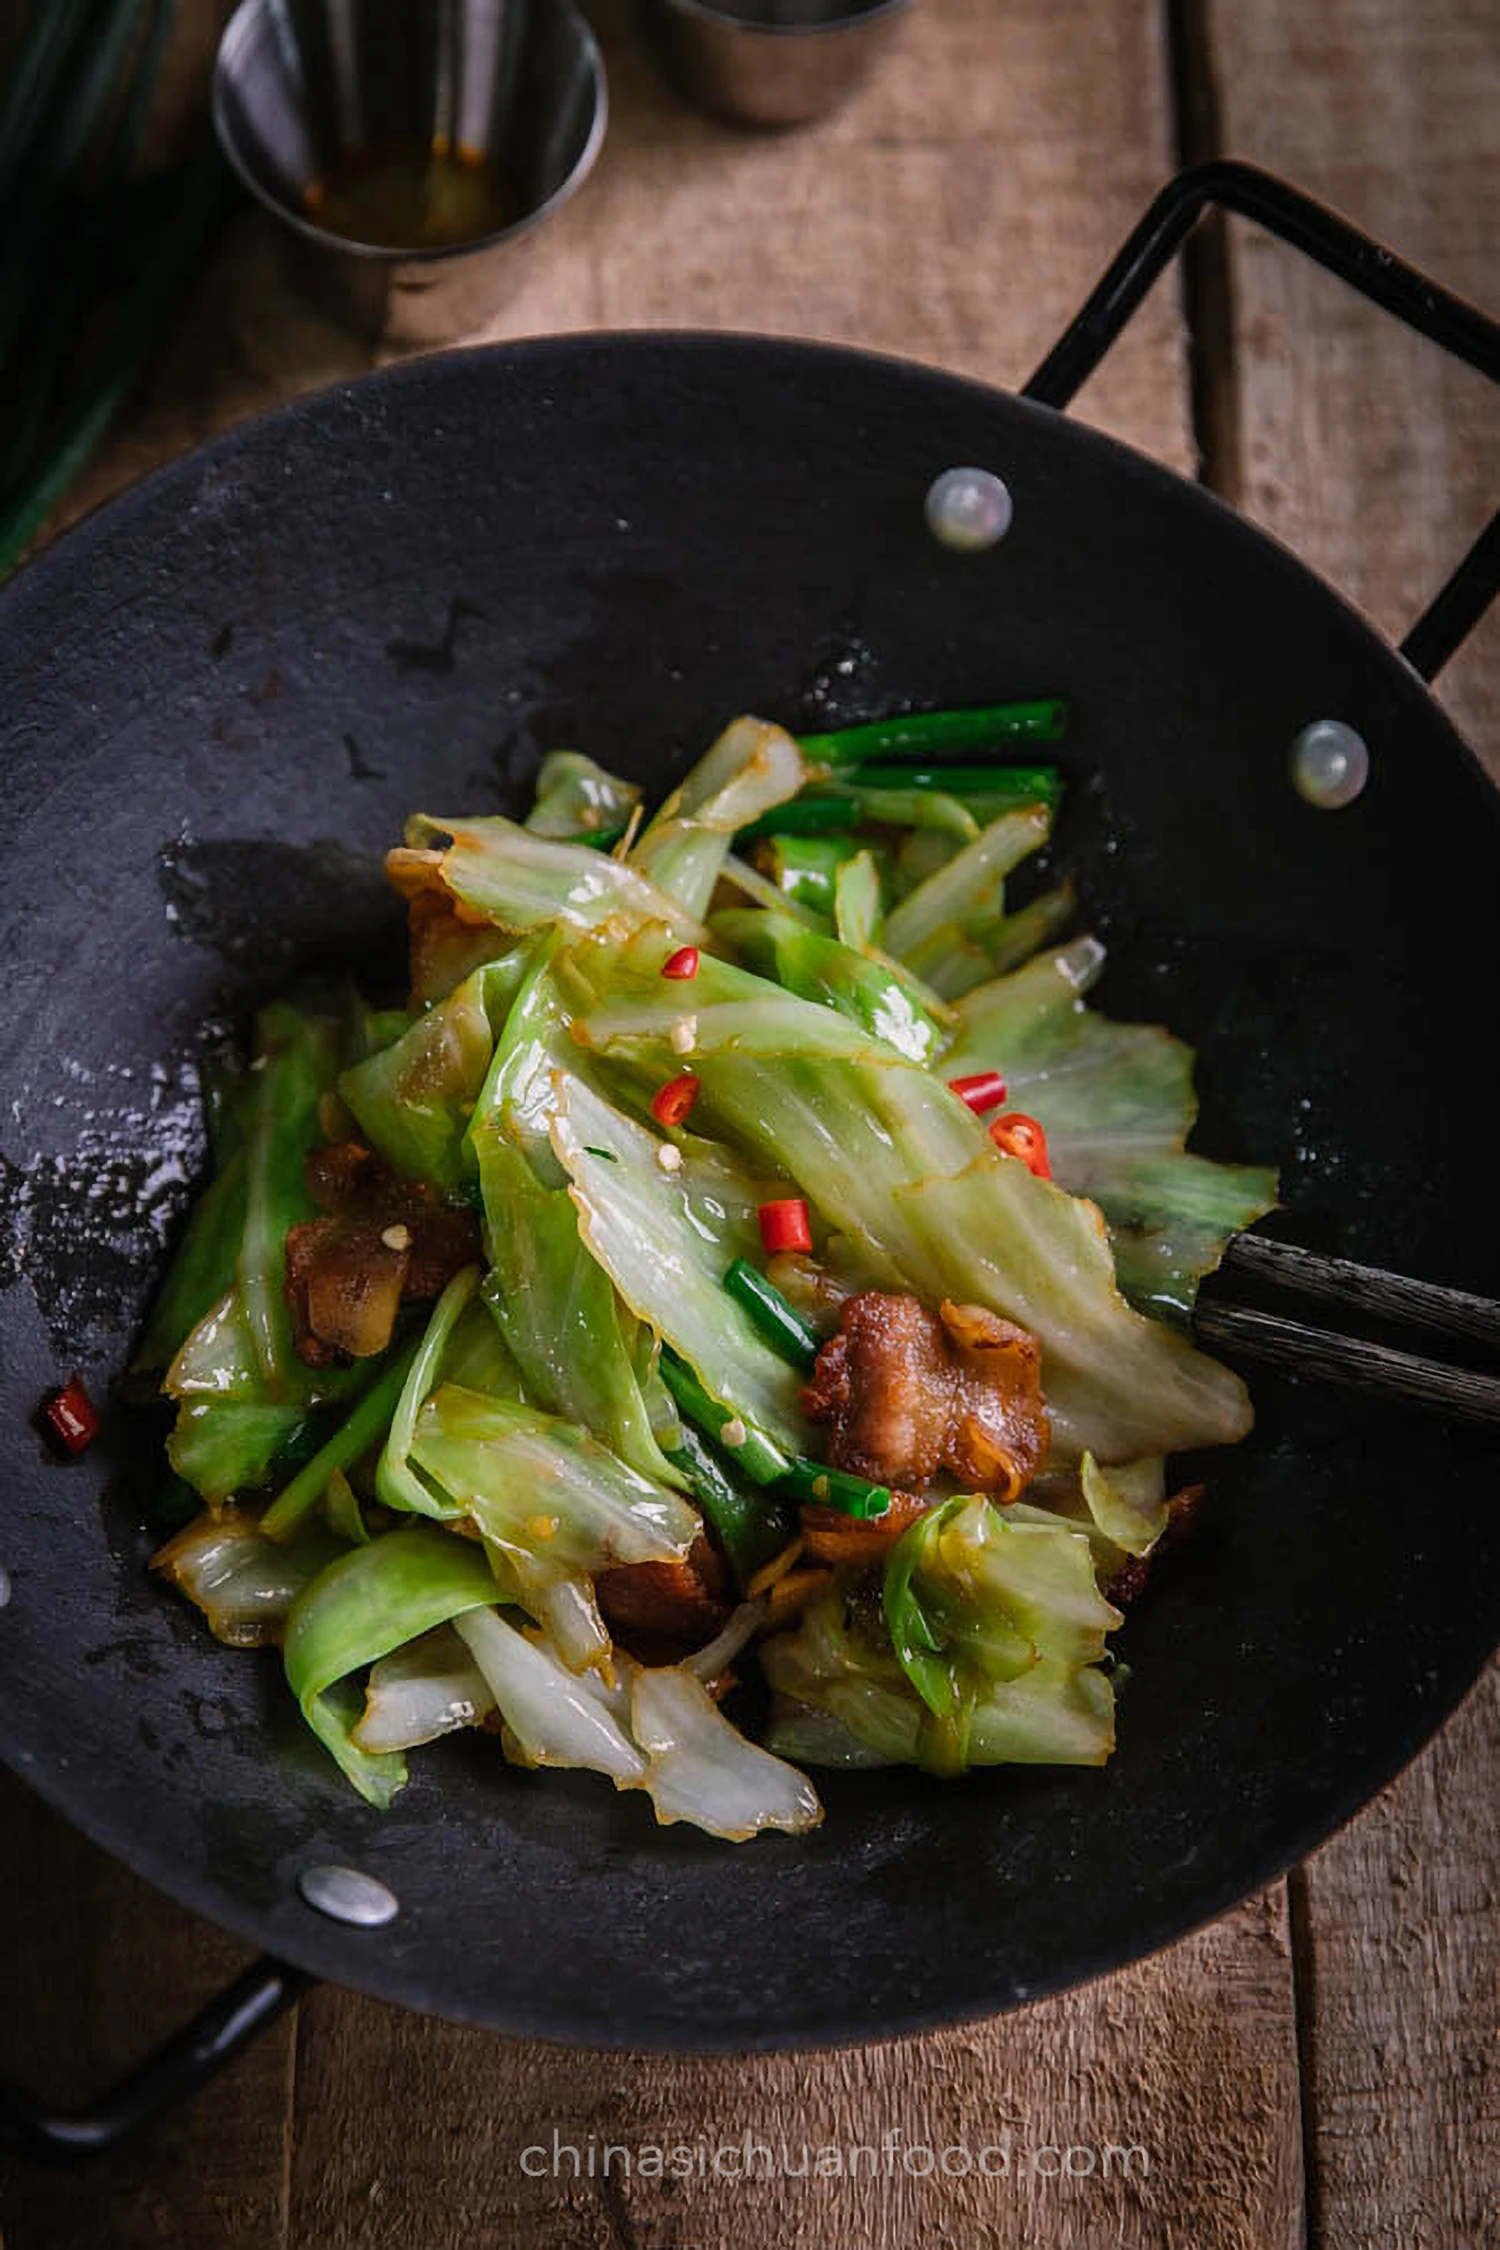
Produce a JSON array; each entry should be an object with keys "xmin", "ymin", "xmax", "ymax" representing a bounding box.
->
[{"xmin": 1, "ymin": 165, "xmax": 1497, "ymax": 2147}]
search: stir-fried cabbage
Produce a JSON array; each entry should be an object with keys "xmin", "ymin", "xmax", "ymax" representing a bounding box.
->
[
  {"xmin": 353, "ymin": 1624, "xmax": 497, "ymax": 1752},
  {"xmin": 628, "ymin": 716, "xmax": 806, "ymax": 917},
  {"xmin": 143, "ymin": 706, "xmax": 1276, "ymax": 1842},
  {"xmin": 551, "ymin": 1075, "xmax": 810, "ymax": 1456},
  {"xmin": 567, "ymin": 925, "xmax": 1252, "ymax": 1460},
  {"xmin": 455, "ymin": 1611, "xmax": 821, "ymax": 1835},
  {"xmin": 283, "ymin": 1523, "xmax": 501, "ymax": 1805},
  {"xmin": 764, "ymin": 1496, "xmax": 1119, "ymax": 1773}
]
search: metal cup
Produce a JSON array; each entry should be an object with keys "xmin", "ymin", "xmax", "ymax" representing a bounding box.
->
[
  {"xmin": 645, "ymin": 0, "xmax": 912, "ymax": 129},
  {"xmin": 213, "ymin": 0, "xmax": 607, "ymax": 348}
]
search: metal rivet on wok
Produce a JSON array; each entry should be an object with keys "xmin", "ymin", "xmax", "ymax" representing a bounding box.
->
[
  {"xmin": 298, "ymin": 1864, "xmax": 400, "ymax": 1928},
  {"xmin": 1290, "ymin": 718, "xmax": 1370, "ymax": 809},
  {"xmin": 925, "ymin": 466, "xmax": 1013, "ymax": 552},
  {"xmin": 0, "ymin": 1566, "xmax": 10, "ymax": 1610}
]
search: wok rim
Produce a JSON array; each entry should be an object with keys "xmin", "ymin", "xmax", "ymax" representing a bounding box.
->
[{"xmin": 1, "ymin": 327, "xmax": 1495, "ymax": 2051}]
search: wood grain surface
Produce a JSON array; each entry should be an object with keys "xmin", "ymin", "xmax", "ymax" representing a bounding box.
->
[
  {"xmin": 1, "ymin": 3, "xmax": 1494, "ymax": 2246},
  {"xmin": 1204, "ymin": 10, "xmax": 1500, "ymax": 2245}
]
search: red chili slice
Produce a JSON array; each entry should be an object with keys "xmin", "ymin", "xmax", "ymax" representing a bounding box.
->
[
  {"xmin": 662, "ymin": 946, "xmax": 700, "ymax": 980},
  {"xmin": 759, "ymin": 1198, "xmax": 813, "ymax": 1254},
  {"xmin": 651, "ymin": 1072, "xmax": 701, "ymax": 1129},
  {"xmin": 989, "ymin": 1111, "xmax": 1052, "ymax": 1180},
  {"xmin": 41, "ymin": 1376, "xmax": 100, "ymax": 1457},
  {"xmin": 948, "ymin": 1070, "xmax": 1008, "ymax": 1114}
]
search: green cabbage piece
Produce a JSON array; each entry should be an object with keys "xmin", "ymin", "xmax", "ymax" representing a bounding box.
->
[
  {"xmin": 283, "ymin": 1523, "xmax": 501, "ymax": 1804},
  {"xmin": 405, "ymin": 811, "xmax": 707, "ymax": 942},
  {"xmin": 757, "ymin": 832, "xmax": 877, "ymax": 919},
  {"xmin": 166, "ymin": 1399, "xmax": 310, "ymax": 1504},
  {"xmin": 376, "ymin": 1268, "xmax": 521, "ymax": 1522},
  {"xmin": 476, "ymin": 1133, "xmax": 685, "ymax": 1489},
  {"xmin": 881, "ymin": 803, "xmax": 1051, "ymax": 970},
  {"xmin": 237, "ymin": 999, "xmax": 340, "ymax": 1392},
  {"xmin": 162, "ymin": 998, "xmax": 380, "ymax": 1501},
  {"xmin": 943, "ymin": 940, "xmax": 1277, "ymax": 1319},
  {"xmin": 910, "ymin": 878, "xmax": 1078, "ymax": 1001},
  {"xmin": 153, "ymin": 1510, "xmax": 345, "ymax": 1646},
  {"xmin": 549, "ymin": 1072, "xmax": 811, "ymax": 1457},
  {"xmin": 525, "ymin": 750, "xmax": 640, "ymax": 840},
  {"xmin": 338, "ymin": 957, "xmax": 521, "ymax": 1196},
  {"xmin": 460, "ymin": 938, "xmax": 688, "ymax": 1485},
  {"xmin": 410, "ymin": 1382, "xmax": 703, "ymax": 1668},
  {"xmin": 1085, "ymin": 1153, "xmax": 1281, "ymax": 1324},
  {"xmin": 627, "ymin": 717, "xmax": 806, "ymax": 918},
  {"xmin": 833, "ymin": 849, "xmax": 882, "ymax": 952},
  {"xmin": 763, "ymin": 1495, "xmax": 1118, "ymax": 1774},
  {"xmin": 133, "ymin": 1147, "xmax": 248, "ymax": 1375},
  {"xmin": 711, "ymin": 906, "xmax": 945, "ymax": 1065},
  {"xmin": 566, "ymin": 925, "xmax": 1250, "ymax": 1460},
  {"xmin": 465, "ymin": 932, "xmax": 579, "ymax": 1185}
]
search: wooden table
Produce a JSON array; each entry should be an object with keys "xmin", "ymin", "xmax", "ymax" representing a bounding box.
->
[{"xmin": 2, "ymin": 4, "xmax": 1495, "ymax": 2244}]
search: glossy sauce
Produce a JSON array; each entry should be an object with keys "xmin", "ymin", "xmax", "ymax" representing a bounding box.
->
[{"xmin": 302, "ymin": 142, "xmax": 523, "ymax": 250}]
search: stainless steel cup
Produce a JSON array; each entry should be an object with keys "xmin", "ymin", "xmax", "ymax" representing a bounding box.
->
[
  {"xmin": 213, "ymin": 0, "xmax": 607, "ymax": 348},
  {"xmin": 645, "ymin": 0, "xmax": 912, "ymax": 129}
]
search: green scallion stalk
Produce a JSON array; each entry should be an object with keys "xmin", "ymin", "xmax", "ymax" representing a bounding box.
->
[
  {"xmin": 735, "ymin": 794, "xmax": 867, "ymax": 847},
  {"xmin": 260, "ymin": 1344, "xmax": 417, "ymax": 1542},
  {"xmin": 840, "ymin": 762, "xmax": 1063, "ymax": 807},
  {"xmin": 666, "ymin": 1425, "xmax": 794, "ymax": 1590},
  {"xmin": 735, "ymin": 765, "xmax": 1059, "ymax": 848},
  {"xmin": 657, "ymin": 1348, "xmax": 792, "ymax": 1485},
  {"xmin": 777, "ymin": 1457, "xmax": 893, "ymax": 1521},
  {"xmin": 802, "ymin": 699, "xmax": 1067, "ymax": 766},
  {"xmin": 0, "ymin": 144, "xmax": 232, "ymax": 579},
  {"xmin": 0, "ymin": 0, "xmax": 99, "ymax": 208},
  {"xmin": 722, "ymin": 1258, "xmax": 821, "ymax": 1368}
]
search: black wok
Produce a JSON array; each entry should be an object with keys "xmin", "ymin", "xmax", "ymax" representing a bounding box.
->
[{"xmin": 1, "ymin": 166, "xmax": 1497, "ymax": 2141}]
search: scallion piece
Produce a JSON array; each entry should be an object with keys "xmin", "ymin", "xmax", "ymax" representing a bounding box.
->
[
  {"xmin": 735, "ymin": 767, "xmax": 1060, "ymax": 848},
  {"xmin": 842, "ymin": 763, "xmax": 1062, "ymax": 807},
  {"xmin": 802, "ymin": 700, "xmax": 1067, "ymax": 765},
  {"xmin": 666, "ymin": 1425, "xmax": 794, "ymax": 1590},
  {"xmin": 260, "ymin": 1344, "xmax": 417, "ymax": 1542},
  {"xmin": 722, "ymin": 1257, "xmax": 821, "ymax": 1368},
  {"xmin": 777, "ymin": 1458, "xmax": 893, "ymax": 1520},
  {"xmin": 657, "ymin": 1347, "xmax": 792, "ymax": 1485},
  {"xmin": 735, "ymin": 794, "xmax": 866, "ymax": 846}
]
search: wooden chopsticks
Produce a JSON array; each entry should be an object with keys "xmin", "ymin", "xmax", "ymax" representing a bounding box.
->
[{"xmin": 1194, "ymin": 1233, "xmax": 1500, "ymax": 1425}]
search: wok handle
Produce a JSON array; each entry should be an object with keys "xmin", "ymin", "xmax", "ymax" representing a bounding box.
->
[
  {"xmin": 1023, "ymin": 159, "xmax": 1499, "ymax": 682},
  {"xmin": 0, "ymin": 1955, "xmax": 315, "ymax": 2162}
]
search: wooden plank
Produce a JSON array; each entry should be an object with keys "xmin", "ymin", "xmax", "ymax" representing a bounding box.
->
[
  {"xmin": 1290, "ymin": 1669, "xmax": 1499, "ymax": 2250},
  {"xmin": 1200, "ymin": 0, "xmax": 1499, "ymax": 764},
  {"xmin": 0, "ymin": 1771, "xmax": 293, "ymax": 2250},
  {"xmin": 288, "ymin": 1895, "xmax": 1301, "ymax": 2250},
  {"xmin": 1203, "ymin": 3, "xmax": 1500, "ymax": 2245}
]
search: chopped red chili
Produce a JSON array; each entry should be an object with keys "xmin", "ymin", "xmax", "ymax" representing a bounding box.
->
[
  {"xmin": 662, "ymin": 945, "xmax": 700, "ymax": 980},
  {"xmin": 948, "ymin": 1070, "xmax": 1008, "ymax": 1114},
  {"xmin": 651, "ymin": 1072, "xmax": 701, "ymax": 1129},
  {"xmin": 759, "ymin": 1197, "xmax": 813, "ymax": 1255},
  {"xmin": 41, "ymin": 1376, "xmax": 100, "ymax": 1457},
  {"xmin": 989, "ymin": 1111, "xmax": 1051, "ymax": 1180}
]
